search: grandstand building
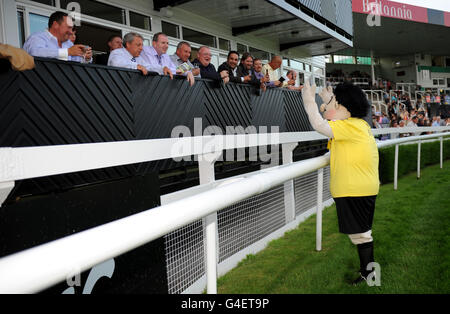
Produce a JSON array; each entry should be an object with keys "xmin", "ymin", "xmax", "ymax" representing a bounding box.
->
[
  {"xmin": 326, "ymin": 0, "xmax": 450, "ymax": 98},
  {"xmin": 0, "ymin": 0, "xmax": 356, "ymax": 89}
]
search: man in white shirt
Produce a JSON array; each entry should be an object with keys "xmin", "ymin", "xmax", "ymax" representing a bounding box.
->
[
  {"xmin": 108, "ymin": 32, "xmax": 149, "ymax": 76},
  {"xmin": 23, "ymin": 11, "xmax": 91, "ymax": 62}
]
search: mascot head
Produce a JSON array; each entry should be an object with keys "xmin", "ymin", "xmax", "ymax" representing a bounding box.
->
[{"xmin": 320, "ymin": 82, "xmax": 370, "ymax": 121}]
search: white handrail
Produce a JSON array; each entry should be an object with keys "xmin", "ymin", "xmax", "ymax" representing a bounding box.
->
[
  {"xmin": 0, "ymin": 154, "xmax": 330, "ymax": 293},
  {"xmin": 0, "ymin": 127, "xmax": 448, "ymax": 294}
]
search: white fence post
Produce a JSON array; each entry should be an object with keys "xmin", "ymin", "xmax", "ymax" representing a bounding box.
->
[
  {"xmin": 440, "ymin": 137, "xmax": 443, "ymax": 169},
  {"xmin": 282, "ymin": 143, "xmax": 299, "ymax": 224},
  {"xmin": 394, "ymin": 144, "xmax": 399, "ymax": 190},
  {"xmin": 198, "ymin": 152, "xmax": 221, "ymax": 295},
  {"xmin": 417, "ymin": 140, "xmax": 421, "ymax": 179},
  {"xmin": 316, "ymin": 168, "xmax": 324, "ymax": 251},
  {"xmin": 0, "ymin": 181, "xmax": 14, "ymax": 207}
]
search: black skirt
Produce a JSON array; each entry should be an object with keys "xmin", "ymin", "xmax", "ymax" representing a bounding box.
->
[{"xmin": 334, "ymin": 196, "xmax": 377, "ymax": 234}]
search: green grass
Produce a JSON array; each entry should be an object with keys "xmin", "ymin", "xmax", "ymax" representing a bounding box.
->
[{"xmin": 217, "ymin": 161, "xmax": 450, "ymax": 294}]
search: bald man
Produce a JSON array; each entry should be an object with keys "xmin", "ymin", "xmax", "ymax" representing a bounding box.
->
[{"xmin": 262, "ymin": 56, "xmax": 283, "ymax": 87}]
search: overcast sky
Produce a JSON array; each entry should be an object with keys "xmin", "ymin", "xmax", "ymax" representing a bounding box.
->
[{"xmin": 391, "ymin": 0, "xmax": 450, "ymax": 12}]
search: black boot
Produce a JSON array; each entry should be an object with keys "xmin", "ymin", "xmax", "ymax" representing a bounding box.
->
[{"xmin": 352, "ymin": 241, "xmax": 374, "ymax": 286}]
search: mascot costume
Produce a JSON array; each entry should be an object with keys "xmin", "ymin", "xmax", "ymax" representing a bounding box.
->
[{"xmin": 302, "ymin": 81, "xmax": 379, "ymax": 285}]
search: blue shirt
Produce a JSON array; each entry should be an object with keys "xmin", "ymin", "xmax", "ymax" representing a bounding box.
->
[
  {"xmin": 140, "ymin": 46, "xmax": 176, "ymax": 75},
  {"xmin": 23, "ymin": 30, "xmax": 86, "ymax": 62},
  {"xmin": 107, "ymin": 47, "xmax": 150, "ymax": 70}
]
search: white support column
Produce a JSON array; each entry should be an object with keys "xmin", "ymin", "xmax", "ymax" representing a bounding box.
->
[
  {"xmin": 440, "ymin": 137, "xmax": 443, "ymax": 169},
  {"xmin": 198, "ymin": 152, "xmax": 221, "ymax": 295},
  {"xmin": 282, "ymin": 143, "xmax": 298, "ymax": 224},
  {"xmin": 394, "ymin": 144, "xmax": 399, "ymax": 190},
  {"xmin": 417, "ymin": 140, "xmax": 421, "ymax": 179},
  {"xmin": 316, "ymin": 168, "xmax": 323, "ymax": 252}
]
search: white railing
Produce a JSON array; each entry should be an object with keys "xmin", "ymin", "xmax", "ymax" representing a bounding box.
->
[{"xmin": 0, "ymin": 127, "xmax": 449, "ymax": 294}]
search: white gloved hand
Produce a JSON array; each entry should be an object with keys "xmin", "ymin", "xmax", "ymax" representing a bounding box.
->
[
  {"xmin": 319, "ymin": 85, "xmax": 334, "ymax": 105},
  {"xmin": 301, "ymin": 81, "xmax": 317, "ymax": 106},
  {"xmin": 301, "ymin": 81, "xmax": 333, "ymax": 138}
]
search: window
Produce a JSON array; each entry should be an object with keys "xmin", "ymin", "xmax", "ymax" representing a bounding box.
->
[
  {"xmin": 167, "ymin": 44, "xmax": 177, "ymax": 56},
  {"xmin": 129, "ymin": 11, "xmax": 151, "ymax": 31},
  {"xmin": 283, "ymin": 58, "xmax": 290, "ymax": 67},
  {"xmin": 182, "ymin": 27, "xmax": 216, "ymax": 48},
  {"xmin": 219, "ymin": 38, "xmax": 230, "ymax": 51},
  {"xmin": 29, "ymin": 13, "xmax": 49, "ymax": 35},
  {"xmin": 313, "ymin": 67, "xmax": 324, "ymax": 76},
  {"xmin": 325, "ymin": 55, "xmax": 332, "ymax": 63},
  {"xmin": 60, "ymin": 0, "xmax": 126, "ymax": 25},
  {"xmin": 162, "ymin": 21, "xmax": 180, "ymax": 39},
  {"xmin": 334, "ymin": 55, "xmax": 354, "ymax": 64},
  {"xmin": 249, "ymin": 47, "xmax": 270, "ymax": 61},
  {"xmin": 237, "ymin": 43, "xmax": 247, "ymax": 55},
  {"xmin": 357, "ymin": 56, "xmax": 372, "ymax": 65},
  {"xmin": 447, "ymin": 78, "xmax": 450, "ymax": 88},
  {"xmin": 305, "ymin": 64, "xmax": 311, "ymax": 72},
  {"xmin": 433, "ymin": 79, "xmax": 445, "ymax": 86},
  {"xmin": 219, "ymin": 53, "xmax": 227, "ymax": 66},
  {"xmin": 315, "ymin": 77, "xmax": 324, "ymax": 87},
  {"xmin": 30, "ymin": 0, "xmax": 55, "ymax": 6},
  {"xmin": 290, "ymin": 60, "xmax": 303, "ymax": 71},
  {"xmin": 17, "ymin": 11, "xmax": 25, "ymax": 48}
]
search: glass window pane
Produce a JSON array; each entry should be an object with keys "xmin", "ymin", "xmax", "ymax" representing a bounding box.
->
[
  {"xmin": 237, "ymin": 43, "xmax": 247, "ymax": 55},
  {"xmin": 211, "ymin": 54, "xmax": 219, "ymax": 69},
  {"xmin": 357, "ymin": 56, "xmax": 371, "ymax": 65},
  {"xmin": 290, "ymin": 60, "xmax": 303, "ymax": 71},
  {"xmin": 305, "ymin": 64, "xmax": 311, "ymax": 72},
  {"xmin": 219, "ymin": 38, "xmax": 230, "ymax": 51},
  {"xmin": 30, "ymin": 0, "xmax": 55, "ymax": 6},
  {"xmin": 17, "ymin": 11, "xmax": 25, "ymax": 48},
  {"xmin": 334, "ymin": 55, "xmax": 354, "ymax": 64},
  {"xmin": 282, "ymin": 58, "xmax": 289, "ymax": 67},
  {"xmin": 219, "ymin": 53, "xmax": 227, "ymax": 66},
  {"xmin": 129, "ymin": 11, "xmax": 151, "ymax": 31},
  {"xmin": 249, "ymin": 47, "xmax": 270, "ymax": 61},
  {"xmin": 162, "ymin": 21, "xmax": 179, "ymax": 38},
  {"xmin": 29, "ymin": 13, "xmax": 49, "ymax": 35},
  {"xmin": 182, "ymin": 27, "xmax": 216, "ymax": 48},
  {"xmin": 167, "ymin": 44, "xmax": 177, "ymax": 56},
  {"xmin": 313, "ymin": 67, "xmax": 324, "ymax": 76},
  {"xmin": 60, "ymin": 0, "xmax": 126, "ymax": 25}
]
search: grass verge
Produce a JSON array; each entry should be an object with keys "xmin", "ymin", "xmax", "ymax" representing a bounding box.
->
[{"xmin": 217, "ymin": 161, "xmax": 450, "ymax": 294}]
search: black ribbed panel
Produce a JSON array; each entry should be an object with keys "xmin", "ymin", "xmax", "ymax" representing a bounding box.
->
[{"xmin": 0, "ymin": 58, "xmax": 319, "ymax": 199}]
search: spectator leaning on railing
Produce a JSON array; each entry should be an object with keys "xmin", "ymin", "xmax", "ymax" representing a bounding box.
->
[
  {"xmin": 23, "ymin": 11, "xmax": 92, "ymax": 63},
  {"xmin": 107, "ymin": 32, "xmax": 149, "ymax": 76},
  {"xmin": 192, "ymin": 46, "xmax": 229, "ymax": 84}
]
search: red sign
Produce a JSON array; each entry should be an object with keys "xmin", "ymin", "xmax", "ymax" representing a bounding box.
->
[
  {"xmin": 436, "ymin": 96, "xmax": 441, "ymax": 103},
  {"xmin": 353, "ymin": 0, "xmax": 429, "ymax": 24},
  {"xmin": 445, "ymin": 11, "xmax": 450, "ymax": 27},
  {"xmin": 426, "ymin": 96, "xmax": 431, "ymax": 103}
]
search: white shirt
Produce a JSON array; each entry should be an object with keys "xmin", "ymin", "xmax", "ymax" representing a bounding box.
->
[
  {"xmin": 107, "ymin": 48, "xmax": 150, "ymax": 70},
  {"xmin": 23, "ymin": 30, "xmax": 80, "ymax": 62}
]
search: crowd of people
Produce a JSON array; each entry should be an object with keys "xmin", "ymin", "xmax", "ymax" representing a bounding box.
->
[
  {"xmin": 22, "ymin": 11, "xmax": 303, "ymax": 91},
  {"xmin": 372, "ymin": 97, "xmax": 450, "ymax": 138}
]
